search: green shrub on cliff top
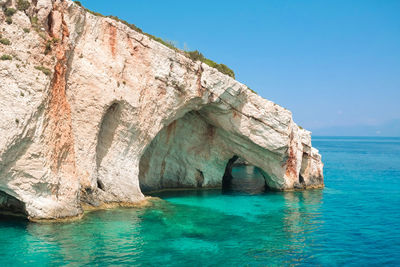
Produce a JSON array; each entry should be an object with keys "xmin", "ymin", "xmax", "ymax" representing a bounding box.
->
[
  {"xmin": 1, "ymin": 54, "xmax": 12, "ymax": 60},
  {"xmin": 149, "ymin": 36, "xmax": 178, "ymax": 51},
  {"xmin": 186, "ymin": 50, "xmax": 235, "ymax": 78},
  {"xmin": 44, "ymin": 40, "xmax": 52, "ymax": 55},
  {"xmin": 247, "ymin": 87, "xmax": 257, "ymax": 94},
  {"xmin": 4, "ymin": 7, "xmax": 17, "ymax": 16},
  {"xmin": 35, "ymin": 65, "xmax": 51, "ymax": 76},
  {"xmin": 17, "ymin": 0, "xmax": 30, "ymax": 11},
  {"xmin": 107, "ymin": 15, "xmax": 144, "ymax": 34},
  {"xmin": 30, "ymin": 16, "xmax": 38, "ymax": 26},
  {"xmin": 0, "ymin": 38, "xmax": 11, "ymax": 45}
]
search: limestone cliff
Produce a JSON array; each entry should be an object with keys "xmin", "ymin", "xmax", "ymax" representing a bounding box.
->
[{"xmin": 0, "ymin": 0, "xmax": 323, "ymax": 220}]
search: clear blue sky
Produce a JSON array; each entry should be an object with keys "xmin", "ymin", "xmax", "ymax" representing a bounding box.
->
[{"xmin": 80, "ymin": 0, "xmax": 400, "ymax": 133}]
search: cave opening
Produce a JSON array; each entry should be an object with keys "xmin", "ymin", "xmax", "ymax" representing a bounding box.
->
[
  {"xmin": 138, "ymin": 109, "xmax": 229, "ymax": 194},
  {"xmin": 222, "ymin": 156, "xmax": 268, "ymax": 194},
  {"xmin": 0, "ymin": 190, "xmax": 27, "ymax": 219},
  {"xmin": 138, "ymin": 107, "xmax": 272, "ymax": 195}
]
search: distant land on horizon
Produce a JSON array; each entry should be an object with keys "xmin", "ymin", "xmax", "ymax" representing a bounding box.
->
[{"xmin": 309, "ymin": 119, "xmax": 400, "ymax": 137}]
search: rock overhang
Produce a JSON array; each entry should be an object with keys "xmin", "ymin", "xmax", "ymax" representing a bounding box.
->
[{"xmin": 0, "ymin": 0, "xmax": 323, "ymax": 221}]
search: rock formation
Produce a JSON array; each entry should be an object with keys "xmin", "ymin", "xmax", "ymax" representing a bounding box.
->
[{"xmin": 0, "ymin": 0, "xmax": 323, "ymax": 221}]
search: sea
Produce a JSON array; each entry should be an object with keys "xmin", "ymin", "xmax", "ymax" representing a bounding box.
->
[{"xmin": 0, "ymin": 136, "xmax": 399, "ymax": 266}]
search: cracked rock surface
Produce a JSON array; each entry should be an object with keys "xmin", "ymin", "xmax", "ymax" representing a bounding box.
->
[{"xmin": 0, "ymin": 0, "xmax": 323, "ymax": 220}]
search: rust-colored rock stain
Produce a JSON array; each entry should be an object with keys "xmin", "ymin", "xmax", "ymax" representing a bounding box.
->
[
  {"xmin": 45, "ymin": 4, "xmax": 76, "ymax": 178},
  {"xmin": 109, "ymin": 24, "xmax": 117, "ymax": 57},
  {"xmin": 285, "ymin": 131, "xmax": 297, "ymax": 179},
  {"xmin": 207, "ymin": 124, "xmax": 216, "ymax": 141}
]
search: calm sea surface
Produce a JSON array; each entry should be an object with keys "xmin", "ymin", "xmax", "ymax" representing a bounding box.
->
[{"xmin": 1, "ymin": 137, "xmax": 400, "ymax": 266}]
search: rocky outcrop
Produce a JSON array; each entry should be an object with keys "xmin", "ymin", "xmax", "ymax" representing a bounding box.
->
[{"xmin": 0, "ymin": 0, "xmax": 323, "ymax": 220}]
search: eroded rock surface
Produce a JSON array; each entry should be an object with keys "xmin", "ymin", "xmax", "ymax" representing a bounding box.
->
[{"xmin": 0, "ymin": 0, "xmax": 323, "ymax": 220}]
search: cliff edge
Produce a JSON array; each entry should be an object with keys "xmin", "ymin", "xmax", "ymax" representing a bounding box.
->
[{"xmin": 0, "ymin": 0, "xmax": 323, "ymax": 220}]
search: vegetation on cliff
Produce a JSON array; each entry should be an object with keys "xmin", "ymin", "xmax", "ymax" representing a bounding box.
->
[
  {"xmin": 0, "ymin": 54, "xmax": 12, "ymax": 60},
  {"xmin": 73, "ymin": 1, "xmax": 235, "ymax": 79}
]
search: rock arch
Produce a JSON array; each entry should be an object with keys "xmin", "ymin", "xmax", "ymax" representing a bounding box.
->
[
  {"xmin": 138, "ymin": 103, "xmax": 284, "ymax": 194},
  {"xmin": 87, "ymin": 101, "xmax": 145, "ymax": 205},
  {"xmin": 0, "ymin": 0, "xmax": 323, "ymax": 220}
]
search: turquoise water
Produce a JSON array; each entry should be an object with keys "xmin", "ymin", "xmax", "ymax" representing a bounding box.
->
[{"xmin": 1, "ymin": 137, "xmax": 400, "ymax": 266}]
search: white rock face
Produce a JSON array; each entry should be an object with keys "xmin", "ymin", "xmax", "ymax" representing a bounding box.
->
[{"xmin": 0, "ymin": 0, "xmax": 323, "ymax": 220}]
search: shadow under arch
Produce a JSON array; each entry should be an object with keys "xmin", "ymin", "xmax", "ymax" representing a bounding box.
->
[
  {"xmin": 0, "ymin": 189, "xmax": 27, "ymax": 219},
  {"xmin": 222, "ymin": 155, "xmax": 272, "ymax": 194},
  {"xmin": 138, "ymin": 109, "xmax": 224, "ymax": 193},
  {"xmin": 95, "ymin": 102, "xmax": 122, "ymax": 191},
  {"xmin": 138, "ymin": 103, "xmax": 277, "ymax": 195},
  {"xmin": 96, "ymin": 102, "xmax": 121, "ymax": 170}
]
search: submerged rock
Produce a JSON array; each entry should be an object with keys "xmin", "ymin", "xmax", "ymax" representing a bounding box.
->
[{"xmin": 0, "ymin": 0, "xmax": 323, "ymax": 220}]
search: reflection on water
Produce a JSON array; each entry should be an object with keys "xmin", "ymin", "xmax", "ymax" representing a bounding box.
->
[
  {"xmin": 1, "ymin": 189, "xmax": 323, "ymax": 266},
  {"xmin": 1, "ymin": 137, "xmax": 400, "ymax": 265},
  {"xmin": 224, "ymin": 165, "xmax": 267, "ymax": 194}
]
